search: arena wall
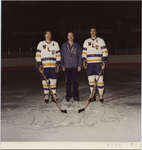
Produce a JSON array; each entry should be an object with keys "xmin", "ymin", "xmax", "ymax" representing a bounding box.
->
[{"xmin": 2, "ymin": 55, "xmax": 141, "ymax": 68}]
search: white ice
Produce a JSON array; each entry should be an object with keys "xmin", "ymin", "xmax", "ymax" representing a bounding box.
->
[{"xmin": 2, "ymin": 80, "xmax": 141, "ymax": 141}]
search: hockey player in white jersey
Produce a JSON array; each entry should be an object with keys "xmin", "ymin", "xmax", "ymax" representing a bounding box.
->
[
  {"xmin": 82, "ymin": 28, "xmax": 108, "ymax": 103},
  {"xmin": 35, "ymin": 30, "xmax": 61, "ymax": 103}
]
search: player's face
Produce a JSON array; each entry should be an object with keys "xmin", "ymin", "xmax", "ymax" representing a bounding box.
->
[
  {"xmin": 45, "ymin": 32, "xmax": 52, "ymax": 41},
  {"xmin": 67, "ymin": 33, "xmax": 74, "ymax": 41},
  {"xmin": 90, "ymin": 28, "xmax": 96, "ymax": 37}
]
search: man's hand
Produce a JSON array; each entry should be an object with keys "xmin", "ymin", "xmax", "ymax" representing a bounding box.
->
[
  {"xmin": 77, "ymin": 66, "xmax": 81, "ymax": 72},
  {"xmin": 83, "ymin": 60, "xmax": 87, "ymax": 70},
  {"xmin": 39, "ymin": 66, "xmax": 44, "ymax": 74},
  {"xmin": 62, "ymin": 66, "xmax": 65, "ymax": 72},
  {"xmin": 55, "ymin": 65, "xmax": 60, "ymax": 73},
  {"xmin": 102, "ymin": 63, "xmax": 105, "ymax": 70}
]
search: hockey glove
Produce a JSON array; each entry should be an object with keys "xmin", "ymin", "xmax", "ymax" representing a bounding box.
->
[
  {"xmin": 39, "ymin": 66, "xmax": 44, "ymax": 74},
  {"xmin": 55, "ymin": 65, "xmax": 60, "ymax": 73},
  {"xmin": 77, "ymin": 66, "xmax": 81, "ymax": 72},
  {"xmin": 83, "ymin": 60, "xmax": 87, "ymax": 70},
  {"xmin": 101, "ymin": 62, "xmax": 105, "ymax": 70},
  {"xmin": 62, "ymin": 66, "xmax": 65, "ymax": 72}
]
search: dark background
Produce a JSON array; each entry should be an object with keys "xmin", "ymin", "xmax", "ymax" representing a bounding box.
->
[{"xmin": 2, "ymin": 1, "xmax": 141, "ymax": 57}]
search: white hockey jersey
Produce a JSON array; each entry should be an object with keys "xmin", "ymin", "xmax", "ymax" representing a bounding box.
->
[
  {"xmin": 82, "ymin": 37, "xmax": 108, "ymax": 63},
  {"xmin": 35, "ymin": 40, "xmax": 61, "ymax": 68}
]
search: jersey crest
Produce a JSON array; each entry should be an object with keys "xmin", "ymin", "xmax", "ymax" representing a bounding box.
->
[
  {"xmin": 92, "ymin": 44, "xmax": 99, "ymax": 49},
  {"xmin": 43, "ymin": 45, "xmax": 46, "ymax": 49},
  {"xmin": 71, "ymin": 48, "xmax": 77, "ymax": 54},
  {"xmin": 88, "ymin": 42, "xmax": 91, "ymax": 46}
]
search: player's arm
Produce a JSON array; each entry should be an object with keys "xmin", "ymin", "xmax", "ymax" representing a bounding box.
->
[
  {"xmin": 35, "ymin": 42, "xmax": 43, "ymax": 73},
  {"xmin": 101, "ymin": 39, "xmax": 108, "ymax": 70},
  {"xmin": 82, "ymin": 40, "xmax": 88, "ymax": 69},
  {"xmin": 77, "ymin": 44, "xmax": 82, "ymax": 72},
  {"xmin": 55, "ymin": 42, "xmax": 61, "ymax": 72},
  {"xmin": 101, "ymin": 39, "xmax": 108, "ymax": 63},
  {"xmin": 61, "ymin": 44, "xmax": 65, "ymax": 71}
]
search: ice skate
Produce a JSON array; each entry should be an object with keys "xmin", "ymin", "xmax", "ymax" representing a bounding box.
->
[{"xmin": 44, "ymin": 94, "xmax": 49, "ymax": 104}]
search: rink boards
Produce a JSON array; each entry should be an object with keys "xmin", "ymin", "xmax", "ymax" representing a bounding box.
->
[{"xmin": 2, "ymin": 55, "xmax": 141, "ymax": 68}]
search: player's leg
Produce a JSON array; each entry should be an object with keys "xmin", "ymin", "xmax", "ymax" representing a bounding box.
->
[
  {"xmin": 49, "ymin": 68, "xmax": 58, "ymax": 101},
  {"xmin": 87, "ymin": 63, "xmax": 96, "ymax": 101},
  {"xmin": 41, "ymin": 68, "xmax": 50, "ymax": 103},
  {"xmin": 42, "ymin": 80, "xmax": 50, "ymax": 103},
  {"xmin": 50, "ymin": 78, "xmax": 57, "ymax": 95},
  {"xmin": 49, "ymin": 78, "xmax": 57, "ymax": 101},
  {"xmin": 65, "ymin": 68, "xmax": 72, "ymax": 101},
  {"xmin": 72, "ymin": 68, "xmax": 79, "ymax": 101},
  {"xmin": 88, "ymin": 75, "xmax": 96, "ymax": 99},
  {"xmin": 95, "ymin": 63, "xmax": 104, "ymax": 103}
]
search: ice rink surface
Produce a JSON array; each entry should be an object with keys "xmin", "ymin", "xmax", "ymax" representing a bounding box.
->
[{"xmin": 1, "ymin": 64, "xmax": 141, "ymax": 141}]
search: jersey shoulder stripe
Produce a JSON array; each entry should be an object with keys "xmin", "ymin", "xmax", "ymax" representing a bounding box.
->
[
  {"xmin": 96, "ymin": 37, "xmax": 104, "ymax": 42},
  {"xmin": 84, "ymin": 38, "xmax": 91, "ymax": 42},
  {"xmin": 52, "ymin": 41, "xmax": 59, "ymax": 45}
]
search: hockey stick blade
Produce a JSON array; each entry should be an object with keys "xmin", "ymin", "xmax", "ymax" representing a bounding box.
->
[
  {"xmin": 78, "ymin": 108, "xmax": 85, "ymax": 113},
  {"xmin": 61, "ymin": 109, "xmax": 67, "ymax": 113}
]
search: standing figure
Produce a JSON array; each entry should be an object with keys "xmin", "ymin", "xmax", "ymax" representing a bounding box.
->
[
  {"xmin": 82, "ymin": 28, "xmax": 108, "ymax": 103},
  {"xmin": 61, "ymin": 32, "xmax": 82, "ymax": 101},
  {"xmin": 35, "ymin": 30, "xmax": 61, "ymax": 103}
]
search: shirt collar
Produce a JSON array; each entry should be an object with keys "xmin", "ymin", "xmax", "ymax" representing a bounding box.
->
[
  {"xmin": 91, "ymin": 37, "xmax": 97, "ymax": 41},
  {"xmin": 45, "ymin": 40, "xmax": 52, "ymax": 44},
  {"xmin": 67, "ymin": 41, "xmax": 75, "ymax": 47}
]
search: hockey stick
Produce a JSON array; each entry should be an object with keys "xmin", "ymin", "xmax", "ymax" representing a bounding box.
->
[
  {"xmin": 78, "ymin": 69, "xmax": 103, "ymax": 113},
  {"xmin": 40, "ymin": 70, "xmax": 67, "ymax": 113}
]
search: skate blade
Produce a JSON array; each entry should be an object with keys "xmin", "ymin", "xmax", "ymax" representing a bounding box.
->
[
  {"xmin": 78, "ymin": 108, "xmax": 85, "ymax": 113},
  {"xmin": 61, "ymin": 109, "xmax": 67, "ymax": 113}
]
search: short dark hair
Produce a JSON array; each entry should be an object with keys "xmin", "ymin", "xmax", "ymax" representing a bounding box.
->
[
  {"xmin": 67, "ymin": 31, "xmax": 74, "ymax": 35},
  {"xmin": 44, "ymin": 30, "xmax": 52, "ymax": 35},
  {"xmin": 90, "ymin": 27, "xmax": 96, "ymax": 32}
]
